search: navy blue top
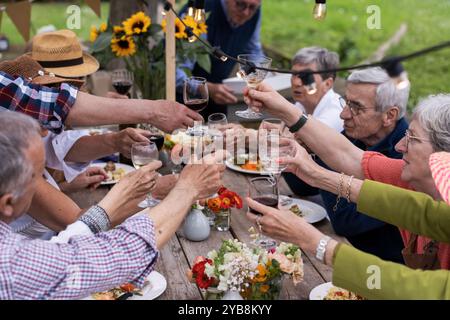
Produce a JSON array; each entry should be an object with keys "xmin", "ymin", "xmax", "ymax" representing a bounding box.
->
[{"xmin": 320, "ymin": 117, "xmax": 409, "ymax": 263}]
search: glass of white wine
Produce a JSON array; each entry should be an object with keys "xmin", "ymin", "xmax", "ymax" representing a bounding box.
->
[
  {"xmin": 235, "ymin": 54, "xmax": 272, "ymax": 119},
  {"xmin": 131, "ymin": 141, "xmax": 160, "ymax": 208}
]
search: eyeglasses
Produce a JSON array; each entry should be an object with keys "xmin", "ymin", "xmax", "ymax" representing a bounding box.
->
[
  {"xmin": 404, "ymin": 129, "xmax": 431, "ymax": 152},
  {"xmin": 339, "ymin": 97, "xmax": 375, "ymax": 116},
  {"xmin": 234, "ymin": 0, "xmax": 259, "ymax": 12}
]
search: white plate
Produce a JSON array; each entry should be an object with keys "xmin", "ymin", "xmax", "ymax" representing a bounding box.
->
[
  {"xmin": 225, "ymin": 159, "xmax": 272, "ymax": 175},
  {"xmin": 89, "ymin": 162, "xmax": 135, "ymax": 185},
  {"xmin": 279, "ymin": 196, "xmax": 328, "ymax": 224},
  {"xmin": 309, "ymin": 282, "xmax": 334, "ymax": 300},
  {"xmin": 82, "ymin": 271, "xmax": 167, "ymax": 300}
]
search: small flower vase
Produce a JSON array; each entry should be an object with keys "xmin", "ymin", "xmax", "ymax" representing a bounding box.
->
[
  {"xmin": 182, "ymin": 208, "xmax": 210, "ymax": 242},
  {"xmin": 214, "ymin": 209, "xmax": 231, "ymax": 232},
  {"xmin": 203, "ymin": 207, "xmax": 216, "ymax": 227},
  {"xmin": 222, "ymin": 289, "xmax": 244, "ymax": 300},
  {"xmin": 205, "ymin": 287, "xmax": 223, "ymax": 300}
]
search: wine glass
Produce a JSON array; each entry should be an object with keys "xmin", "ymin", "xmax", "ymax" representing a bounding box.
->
[
  {"xmin": 249, "ymin": 176, "xmax": 279, "ymax": 250},
  {"xmin": 184, "ymin": 76, "xmax": 209, "ymax": 136},
  {"xmin": 207, "ymin": 113, "xmax": 228, "ymax": 139},
  {"xmin": 259, "ymin": 118, "xmax": 286, "ymax": 137},
  {"xmin": 131, "ymin": 142, "xmax": 160, "ymax": 208},
  {"xmin": 141, "ymin": 124, "xmax": 165, "ymax": 151},
  {"xmin": 112, "ymin": 69, "xmax": 134, "ymax": 96},
  {"xmin": 235, "ymin": 54, "xmax": 272, "ymax": 119},
  {"xmin": 259, "ymin": 134, "xmax": 295, "ymax": 198}
]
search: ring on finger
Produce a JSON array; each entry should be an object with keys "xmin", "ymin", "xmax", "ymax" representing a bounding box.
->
[{"xmin": 256, "ymin": 215, "xmax": 263, "ymax": 234}]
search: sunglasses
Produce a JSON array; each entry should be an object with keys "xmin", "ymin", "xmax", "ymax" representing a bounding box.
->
[{"xmin": 234, "ymin": 0, "xmax": 259, "ymax": 12}]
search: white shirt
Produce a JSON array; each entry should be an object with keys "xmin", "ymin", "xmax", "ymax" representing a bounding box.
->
[
  {"xmin": 294, "ymin": 89, "xmax": 344, "ymax": 133},
  {"xmin": 43, "ymin": 130, "xmax": 91, "ymax": 182}
]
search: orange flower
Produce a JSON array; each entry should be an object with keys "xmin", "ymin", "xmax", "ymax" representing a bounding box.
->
[
  {"xmin": 253, "ymin": 264, "xmax": 268, "ymax": 283},
  {"xmin": 220, "ymin": 197, "xmax": 231, "ymax": 209},
  {"xmin": 260, "ymin": 284, "xmax": 270, "ymax": 293},
  {"xmin": 207, "ymin": 198, "xmax": 222, "ymax": 213}
]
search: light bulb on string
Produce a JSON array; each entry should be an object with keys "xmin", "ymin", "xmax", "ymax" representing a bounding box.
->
[
  {"xmin": 186, "ymin": 27, "xmax": 197, "ymax": 43},
  {"xmin": 194, "ymin": 0, "xmax": 206, "ymax": 24},
  {"xmin": 162, "ymin": 1, "xmax": 172, "ymax": 16},
  {"xmin": 313, "ymin": 0, "xmax": 327, "ymax": 20},
  {"xmin": 297, "ymin": 70, "xmax": 317, "ymax": 95},
  {"xmin": 382, "ymin": 58, "xmax": 411, "ymax": 90},
  {"xmin": 212, "ymin": 47, "xmax": 228, "ymax": 62},
  {"xmin": 187, "ymin": 0, "xmax": 195, "ymax": 18}
]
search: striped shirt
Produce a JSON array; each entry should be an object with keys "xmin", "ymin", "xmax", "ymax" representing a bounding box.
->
[
  {"xmin": 0, "ymin": 71, "xmax": 78, "ymax": 134},
  {"xmin": 0, "ymin": 215, "xmax": 159, "ymax": 300}
]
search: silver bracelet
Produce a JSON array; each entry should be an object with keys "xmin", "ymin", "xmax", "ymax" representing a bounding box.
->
[
  {"xmin": 79, "ymin": 205, "xmax": 111, "ymax": 234},
  {"xmin": 315, "ymin": 236, "xmax": 331, "ymax": 263}
]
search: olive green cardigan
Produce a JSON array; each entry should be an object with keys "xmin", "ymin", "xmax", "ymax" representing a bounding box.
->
[{"xmin": 332, "ymin": 180, "xmax": 450, "ymax": 299}]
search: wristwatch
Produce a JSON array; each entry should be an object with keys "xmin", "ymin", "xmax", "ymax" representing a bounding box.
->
[
  {"xmin": 288, "ymin": 113, "xmax": 309, "ymax": 133},
  {"xmin": 315, "ymin": 236, "xmax": 331, "ymax": 263}
]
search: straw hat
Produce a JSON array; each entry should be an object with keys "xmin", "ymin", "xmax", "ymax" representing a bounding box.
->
[
  {"xmin": 25, "ymin": 29, "xmax": 99, "ymax": 78},
  {"xmin": 429, "ymin": 152, "xmax": 450, "ymax": 205},
  {"xmin": 0, "ymin": 54, "xmax": 84, "ymax": 87}
]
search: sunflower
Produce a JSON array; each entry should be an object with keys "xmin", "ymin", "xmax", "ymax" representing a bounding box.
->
[
  {"xmin": 183, "ymin": 15, "xmax": 204, "ymax": 37},
  {"xmin": 113, "ymin": 25, "xmax": 126, "ymax": 39},
  {"xmin": 99, "ymin": 22, "xmax": 107, "ymax": 33},
  {"xmin": 90, "ymin": 26, "xmax": 99, "ymax": 42},
  {"xmin": 111, "ymin": 36, "xmax": 136, "ymax": 57},
  {"xmin": 197, "ymin": 22, "xmax": 208, "ymax": 35},
  {"xmin": 123, "ymin": 11, "xmax": 151, "ymax": 36},
  {"xmin": 162, "ymin": 18, "xmax": 187, "ymax": 39}
]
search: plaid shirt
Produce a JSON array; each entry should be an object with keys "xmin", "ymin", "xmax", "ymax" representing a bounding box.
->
[
  {"xmin": 0, "ymin": 215, "xmax": 159, "ymax": 300},
  {"xmin": 0, "ymin": 71, "xmax": 78, "ymax": 134}
]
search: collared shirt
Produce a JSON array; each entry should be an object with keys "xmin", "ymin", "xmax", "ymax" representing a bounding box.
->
[
  {"xmin": 294, "ymin": 89, "xmax": 344, "ymax": 133},
  {"xmin": 43, "ymin": 129, "xmax": 91, "ymax": 183},
  {"xmin": 0, "ymin": 215, "xmax": 158, "ymax": 300},
  {"xmin": 0, "ymin": 71, "xmax": 78, "ymax": 134},
  {"xmin": 175, "ymin": 0, "xmax": 264, "ymax": 89}
]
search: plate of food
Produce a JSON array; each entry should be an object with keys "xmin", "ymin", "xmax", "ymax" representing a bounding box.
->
[
  {"xmin": 83, "ymin": 271, "xmax": 167, "ymax": 300},
  {"xmin": 90, "ymin": 161, "xmax": 135, "ymax": 185},
  {"xmin": 225, "ymin": 154, "xmax": 271, "ymax": 175},
  {"xmin": 279, "ymin": 196, "xmax": 327, "ymax": 224},
  {"xmin": 309, "ymin": 282, "xmax": 365, "ymax": 300}
]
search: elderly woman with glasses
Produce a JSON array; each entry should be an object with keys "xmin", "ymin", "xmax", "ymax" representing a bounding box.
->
[{"xmin": 244, "ymin": 80, "xmax": 450, "ymax": 270}]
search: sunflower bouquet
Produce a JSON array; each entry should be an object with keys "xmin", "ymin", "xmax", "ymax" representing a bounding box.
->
[
  {"xmin": 90, "ymin": 11, "xmax": 211, "ymax": 100},
  {"xmin": 187, "ymin": 239, "xmax": 304, "ymax": 300}
]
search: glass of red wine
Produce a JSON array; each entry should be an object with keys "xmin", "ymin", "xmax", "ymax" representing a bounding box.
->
[
  {"xmin": 248, "ymin": 176, "xmax": 279, "ymax": 250},
  {"xmin": 141, "ymin": 124, "xmax": 165, "ymax": 151},
  {"xmin": 112, "ymin": 69, "xmax": 134, "ymax": 96},
  {"xmin": 183, "ymin": 76, "xmax": 208, "ymax": 136}
]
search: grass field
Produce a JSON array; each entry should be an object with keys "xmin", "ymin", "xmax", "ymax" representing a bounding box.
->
[{"xmin": 1, "ymin": 0, "xmax": 450, "ymax": 111}]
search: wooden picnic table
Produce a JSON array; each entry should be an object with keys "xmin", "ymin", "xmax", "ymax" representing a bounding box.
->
[{"xmin": 70, "ymin": 166, "xmax": 347, "ymax": 300}]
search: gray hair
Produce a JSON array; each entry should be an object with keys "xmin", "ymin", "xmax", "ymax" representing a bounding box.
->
[
  {"xmin": 0, "ymin": 134, "xmax": 34, "ymax": 199},
  {"xmin": 292, "ymin": 46, "xmax": 340, "ymax": 80},
  {"xmin": 347, "ymin": 67, "xmax": 410, "ymax": 119},
  {"xmin": 0, "ymin": 112, "xmax": 41, "ymax": 198},
  {"xmin": 413, "ymin": 94, "xmax": 450, "ymax": 152}
]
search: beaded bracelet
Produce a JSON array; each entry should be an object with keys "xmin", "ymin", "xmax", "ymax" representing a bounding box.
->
[
  {"xmin": 333, "ymin": 173, "xmax": 345, "ymax": 212},
  {"xmin": 346, "ymin": 175, "xmax": 354, "ymax": 203}
]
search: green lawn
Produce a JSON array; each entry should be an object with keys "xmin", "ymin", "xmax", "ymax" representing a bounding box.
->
[
  {"xmin": 261, "ymin": 0, "xmax": 450, "ymax": 111},
  {"xmin": 0, "ymin": 3, "xmax": 110, "ymax": 46},
  {"xmin": 2, "ymin": 0, "xmax": 450, "ymax": 112}
]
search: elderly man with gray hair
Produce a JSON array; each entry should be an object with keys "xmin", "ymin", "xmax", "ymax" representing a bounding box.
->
[
  {"xmin": 245, "ymin": 66, "xmax": 410, "ymax": 264},
  {"xmin": 0, "ymin": 112, "xmax": 224, "ymax": 299}
]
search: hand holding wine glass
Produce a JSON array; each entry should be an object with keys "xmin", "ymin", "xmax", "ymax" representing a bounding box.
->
[{"xmin": 235, "ymin": 54, "xmax": 272, "ymax": 119}]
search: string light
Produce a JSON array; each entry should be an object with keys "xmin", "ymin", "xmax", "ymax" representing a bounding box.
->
[
  {"xmin": 313, "ymin": 0, "xmax": 327, "ymax": 20},
  {"xmin": 163, "ymin": 1, "xmax": 450, "ymax": 86},
  {"xmin": 162, "ymin": 0, "xmax": 172, "ymax": 15},
  {"xmin": 236, "ymin": 62, "xmax": 257, "ymax": 79},
  {"xmin": 194, "ymin": 0, "xmax": 206, "ymax": 24},
  {"xmin": 186, "ymin": 27, "xmax": 197, "ymax": 43},
  {"xmin": 382, "ymin": 58, "xmax": 410, "ymax": 90},
  {"xmin": 187, "ymin": 0, "xmax": 195, "ymax": 18},
  {"xmin": 296, "ymin": 70, "xmax": 317, "ymax": 95}
]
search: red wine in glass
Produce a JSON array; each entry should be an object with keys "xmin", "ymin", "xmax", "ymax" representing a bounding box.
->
[
  {"xmin": 185, "ymin": 99, "xmax": 208, "ymax": 112},
  {"xmin": 250, "ymin": 195, "xmax": 279, "ymax": 215},
  {"xmin": 149, "ymin": 134, "xmax": 165, "ymax": 151},
  {"xmin": 113, "ymin": 81, "xmax": 133, "ymax": 95}
]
